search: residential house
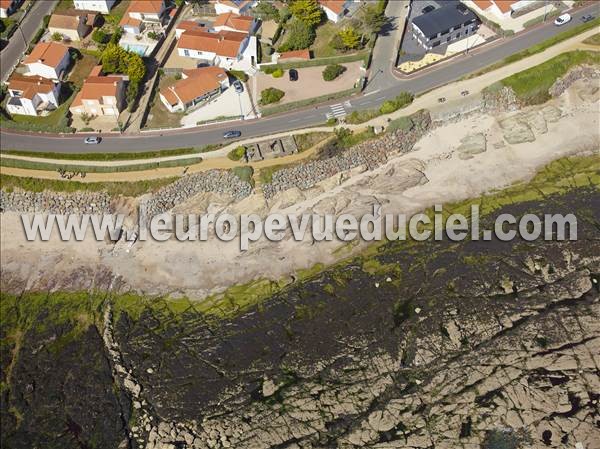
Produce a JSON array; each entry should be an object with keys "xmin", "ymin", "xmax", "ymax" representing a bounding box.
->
[
  {"xmin": 69, "ymin": 67, "xmax": 127, "ymax": 116},
  {"xmin": 5, "ymin": 74, "xmax": 61, "ymax": 116},
  {"xmin": 411, "ymin": 2, "xmax": 480, "ymax": 51},
  {"xmin": 212, "ymin": 0, "xmax": 256, "ymax": 16},
  {"xmin": 48, "ymin": 11, "xmax": 97, "ymax": 42},
  {"xmin": 177, "ymin": 29, "xmax": 257, "ymax": 72},
  {"xmin": 465, "ymin": 0, "xmax": 541, "ymax": 20},
  {"xmin": 119, "ymin": 0, "xmax": 167, "ymax": 56},
  {"xmin": 24, "ymin": 42, "xmax": 71, "ymax": 80},
  {"xmin": 175, "ymin": 20, "xmax": 206, "ymax": 39},
  {"xmin": 159, "ymin": 66, "xmax": 229, "ymax": 113},
  {"xmin": 0, "ymin": 0, "xmax": 19, "ymax": 18},
  {"xmin": 212, "ymin": 12, "xmax": 256, "ymax": 35},
  {"xmin": 73, "ymin": 0, "xmax": 116, "ymax": 14},
  {"xmin": 318, "ymin": 0, "xmax": 353, "ymax": 23}
]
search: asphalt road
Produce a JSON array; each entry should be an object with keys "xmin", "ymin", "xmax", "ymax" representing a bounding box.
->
[
  {"xmin": 0, "ymin": 0, "xmax": 58, "ymax": 83},
  {"xmin": 1, "ymin": 3, "xmax": 598, "ymax": 153}
]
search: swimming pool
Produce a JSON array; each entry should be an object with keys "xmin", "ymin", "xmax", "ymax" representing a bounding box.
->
[{"xmin": 121, "ymin": 43, "xmax": 150, "ymax": 56}]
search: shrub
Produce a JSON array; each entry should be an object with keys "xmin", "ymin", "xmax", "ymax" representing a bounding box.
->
[
  {"xmin": 92, "ymin": 29, "xmax": 109, "ymax": 44},
  {"xmin": 51, "ymin": 32, "xmax": 63, "ymax": 41},
  {"xmin": 322, "ymin": 64, "xmax": 346, "ymax": 81},
  {"xmin": 147, "ymin": 31, "xmax": 160, "ymax": 40},
  {"xmin": 228, "ymin": 146, "xmax": 247, "ymax": 161},
  {"xmin": 279, "ymin": 20, "xmax": 315, "ymax": 52},
  {"xmin": 228, "ymin": 70, "xmax": 249, "ymax": 82},
  {"xmin": 378, "ymin": 92, "xmax": 414, "ymax": 114},
  {"xmin": 272, "ymin": 68, "xmax": 284, "ymax": 78},
  {"xmin": 260, "ymin": 88, "xmax": 285, "ymax": 105}
]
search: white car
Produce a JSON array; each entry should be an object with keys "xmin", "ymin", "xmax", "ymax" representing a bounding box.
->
[{"xmin": 554, "ymin": 13, "xmax": 572, "ymax": 26}]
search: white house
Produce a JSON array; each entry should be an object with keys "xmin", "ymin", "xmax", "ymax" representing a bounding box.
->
[
  {"xmin": 69, "ymin": 67, "xmax": 127, "ymax": 117},
  {"xmin": 24, "ymin": 42, "xmax": 71, "ymax": 80},
  {"xmin": 159, "ymin": 66, "xmax": 229, "ymax": 113},
  {"xmin": 118, "ymin": 0, "xmax": 166, "ymax": 56},
  {"xmin": 318, "ymin": 0, "xmax": 354, "ymax": 23},
  {"xmin": 5, "ymin": 74, "xmax": 61, "ymax": 116},
  {"xmin": 0, "ymin": 0, "xmax": 19, "ymax": 18},
  {"xmin": 212, "ymin": 0, "xmax": 256, "ymax": 16},
  {"xmin": 123, "ymin": 0, "xmax": 166, "ymax": 24},
  {"xmin": 177, "ymin": 30, "xmax": 257, "ymax": 72},
  {"xmin": 73, "ymin": 0, "xmax": 116, "ymax": 14}
]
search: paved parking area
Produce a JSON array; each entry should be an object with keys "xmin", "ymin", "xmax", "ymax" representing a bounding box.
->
[
  {"xmin": 180, "ymin": 84, "xmax": 257, "ymax": 127},
  {"xmin": 255, "ymin": 61, "xmax": 363, "ymax": 106}
]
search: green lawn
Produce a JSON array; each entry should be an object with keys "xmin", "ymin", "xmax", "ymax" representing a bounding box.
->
[
  {"xmin": 144, "ymin": 75, "xmax": 184, "ymax": 130},
  {"xmin": 0, "ymin": 18, "xmax": 16, "ymax": 39},
  {"xmin": 54, "ymin": 0, "xmax": 74, "ymax": 12},
  {"xmin": 312, "ymin": 22, "xmax": 340, "ymax": 58},
  {"xmin": 499, "ymin": 50, "xmax": 600, "ymax": 105},
  {"xmin": 103, "ymin": 0, "xmax": 130, "ymax": 27},
  {"xmin": 68, "ymin": 54, "xmax": 99, "ymax": 89}
]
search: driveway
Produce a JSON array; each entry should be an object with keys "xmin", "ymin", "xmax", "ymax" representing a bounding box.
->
[
  {"xmin": 364, "ymin": 0, "xmax": 410, "ymax": 94},
  {"xmin": 181, "ymin": 85, "xmax": 256, "ymax": 127},
  {"xmin": 255, "ymin": 61, "xmax": 363, "ymax": 105}
]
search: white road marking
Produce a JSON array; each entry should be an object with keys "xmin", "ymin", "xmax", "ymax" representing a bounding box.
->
[{"xmin": 363, "ymin": 89, "xmax": 381, "ymax": 96}]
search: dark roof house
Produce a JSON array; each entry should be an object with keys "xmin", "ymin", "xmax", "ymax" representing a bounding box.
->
[{"xmin": 412, "ymin": 3, "xmax": 479, "ymax": 40}]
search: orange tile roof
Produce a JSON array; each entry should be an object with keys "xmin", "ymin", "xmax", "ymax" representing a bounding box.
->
[
  {"xmin": 215, "ymin": 0, "xmax": 253, "ymax": 10},
  {"xmin": 493, "ymin": 0, "xmax": 517, "ymax": 13},
  {"xmin": 24, "ymin": 42, "xmax": 70, "ymax": 68},
  {"xmin": 318, "ymin": 0, "xmax": 346, "ymax": 15},
  {"xmin": 472, "ymin": 0, "xmax": 493, "ymax": 9},
  {"xmin": 120, "ymin": 14, "xmax": 142, "ymax": 27},
  {"xmin": 178, "ymin": 30, "xmax": 245, "ymax": 58},
  {"xmin": 128, "ymin": 0, "xmax": 165, "ymax": 14},
  {"xmin": 213, "ymin": 12, "xmax": 253, "ymax": 33},
  {"xmin": 0, "ymin": 0, "xmax": 16, "ymax": 9},
  {"xmin": 177, "ymin": 20, "xmax": 205, "ymax": 32},
  {"xmin": 7, "ymin": 74, "xmax": 56, "ymax": 100},
  {"xmin": 71, "ymin": 75, "xmax": 124, "ymax": 107},
  {"xmin": 161, "ymin": 66, "xmax": 228, "ymax": 105},
  {"xmin": 49, "ymin": 12, "xmax": 85, "ymax": 31},
  {"xmin": 279, "ymin": 49, "xmax": 311, "ymax": 60},
  {"xmin": 89, "ymin": 65, "xmax": 103, "ymax": 76}
]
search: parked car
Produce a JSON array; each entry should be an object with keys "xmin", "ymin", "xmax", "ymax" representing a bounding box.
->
[
  {"xmin": 421, "ymin": 5, "xmax": 435, "ymax": 14},
  {"xmin": 289, "ymin": 69, "xmax": 298, "ymax": 82},
  {"xmin": 84, "ymin": 136, "xmax": 101, "ymax": 144},
  {"xmin": 223, "ymin": 130, "xmax": 242, "ymax": 139},
  {"xmin": 581, "ymin": 14, "xmax": 594, "ymax": 23},
  {"xmin": 233, "ymin": 80, "xmax": 244, "ymax": 93},
  {"xmin": 554, "ymin": 13, "xmax": 572, "ymax": 26}
]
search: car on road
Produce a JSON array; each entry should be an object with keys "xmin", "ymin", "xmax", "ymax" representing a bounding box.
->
[
  {"xmin": 554, "ymin": 13, "xmax": 572, "ymax": 26},
  {"xmin": 289, "ymin": 69, "xmax": 298, "ymax": 82},
  {"xmin": 581, "ymin": 14, "xmax": 594, "ymax": 23},
  {"xmin": 223, "ymin": 130, "xmax": 242, "ymax": 139},
  {"xmin": 233, "ymin": 80, "xmax": 244, "ymax": 93},
  {"xmin": 84, "ymin": 136, "xmax": 102, "ymax": 144},
  {"xmin": 421, "ymin": 5, "xmax": 435, "ymax": 13}
]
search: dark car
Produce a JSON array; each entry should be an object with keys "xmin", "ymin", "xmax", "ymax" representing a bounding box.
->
[
  {"xmin": 421, "ymin": 5, "xmax": 435, "ymax": 14},
  {"xmin": 289, "ymin": 69, "xmax": 298, "ymax": 81},
  {"xmin": 581, "ymin": 14, "xmax": 594, "ymax": 22},
  {"xmin": 223, "ymin": 130, "xmax": 242, "ymax": 139}
]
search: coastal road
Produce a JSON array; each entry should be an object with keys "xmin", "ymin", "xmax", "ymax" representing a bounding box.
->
[
  {"xmin": 1, "ymin": 3, "xmax": 598, "ymax": 153},
  {"xmin": 0, "ymin": 0, "xmax": 58, "ymax": 83}
]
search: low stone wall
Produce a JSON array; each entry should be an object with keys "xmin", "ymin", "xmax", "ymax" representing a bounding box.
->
[
  {"xmin": 0, "ymin": 190, "xmax": 112, "ymax": 215},
  {"xmin": 262, "ymin": 111, "xmax": 432, "ymax": 199},
  {"xmin": 549, "ymin": 65, "xmax": 600, "ymax": 98}
]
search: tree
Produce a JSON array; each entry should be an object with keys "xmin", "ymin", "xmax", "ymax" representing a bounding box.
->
[
  {"xmin": 254, "ymin": 0, "xmax": 279, "ymax": 21},
  {"xmin": 289, "ymin": 0, "xmax": 323, "ymax": 27},
  {"xmin": 322, "ymin": 64, "xmax": 346, "ymax": 81},
  {"xmin": 278, "ymin": 20, "xmax": 315, "ymax": 51},
  {"xmin": 260, "ymin": 88, "xmax": 285, "ymax": 105},
  {"xmin": 361, "ymin": 4, "xmax": 387, "ymax": 34},
  {"xmin": 92, "ymin": 29, "xmax": 109, "ymax": 44},
  {"xmin": 338, "ymin": 27, "xmax": 361, "ymax": 50}
]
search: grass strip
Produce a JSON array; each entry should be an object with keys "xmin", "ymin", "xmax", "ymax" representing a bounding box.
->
[
  {"xmin": 3, "ymin": 145, "xmax": 220, "ymax": 161},
  {"xmin": 0, "ymin": 156, "xmax": 203, "ymax": 173},
  {"xmin": 261, "ymin": 86, "xmax": 360, "ymax": 117},
  {"xmin": 0, "ymin": 174, "xmax": 179, "ymax": 196}
]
